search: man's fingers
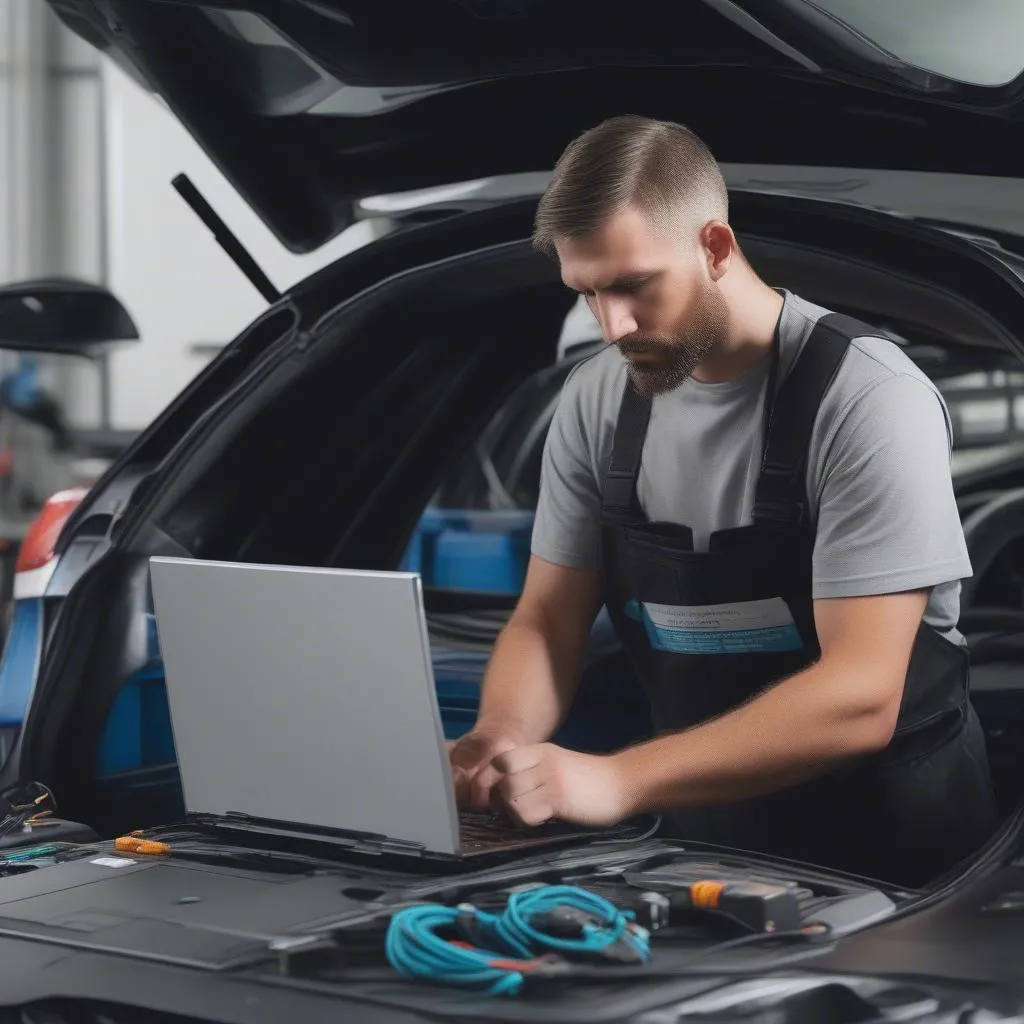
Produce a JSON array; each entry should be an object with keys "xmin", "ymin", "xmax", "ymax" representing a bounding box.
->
[
  {"xmin": 497, "ymin": 764, "xmax": 544, "ymax": 807},
  {"xmin": 450, "ymin": 747, "xmax": 509, "ymax": 812},
  {"xmin": 491, "ymin": 744, "xmax": 544, "ymax": 777},
  {"xmin": 451, "ymin": 760, "xmax": 495, "ymax": 813},
  {"xmin": 504, "ymin": 785, "xmax": 555, "ymax": 828},
  {"xmin": 450, "ymin": 735, "xmax": 548, "ymax": 814},
  {"xmin": 469, "ymin": 763, "xmax": 503, "ymax": 812},
  {"xmin": 450, "ymin": 736, "xmax": 491, "ymax": 773},
  {"xmin": 450, "ymin": 732, "xmax": 518, "ymax": 775},
  {"xmin": 493, "ymin": 762, "xmax": 555, "ymax": 827}
]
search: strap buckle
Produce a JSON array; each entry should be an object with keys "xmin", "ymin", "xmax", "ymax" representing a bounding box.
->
[
  {"xmin": 755, "ymin": 459, "xmax": 805, "ymax": 525},
  {"xmin": 754, "ymin": 497, "xmax": 806, "ymax": 527},
  {"xmin": 759, "ymin": 459, "xmax": 799, "ymax": 481}
]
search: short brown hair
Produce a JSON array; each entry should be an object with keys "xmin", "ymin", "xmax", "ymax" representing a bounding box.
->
[{"xmin": 532, "ymin": 115, "xmax": 728, "ymax": 259}]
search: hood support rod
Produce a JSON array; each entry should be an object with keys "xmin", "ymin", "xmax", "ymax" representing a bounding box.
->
[{"xmin": 171, "ymin": 173, "xmax": 281, "ymax": 305}]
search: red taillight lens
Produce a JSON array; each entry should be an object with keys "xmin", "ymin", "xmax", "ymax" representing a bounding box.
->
[{"xmin": 15, "ymin": 487, "xmax": 89, "ymax": 573}]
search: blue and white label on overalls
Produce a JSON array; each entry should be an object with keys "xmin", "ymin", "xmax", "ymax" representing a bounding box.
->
[{"xmin": 625, "ymin": 597, "xmax": 802, "ymax": 654}]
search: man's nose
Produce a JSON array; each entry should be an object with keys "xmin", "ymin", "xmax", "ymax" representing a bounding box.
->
[{"xmin": 593, "ymin": 296, "xmax": 638, "ymax": 345}]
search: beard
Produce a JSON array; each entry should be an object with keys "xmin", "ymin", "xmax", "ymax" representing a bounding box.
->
[{"xmin": 617, "ymin": 285, "xmax": 730, "ymax": 396}]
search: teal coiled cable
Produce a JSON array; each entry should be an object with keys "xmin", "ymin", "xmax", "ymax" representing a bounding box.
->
[
  {"xmin": 498, "ymin": 884, "xmax": 649, "ymax": 960},
  {"xmin": 385, "ymin": 885, "xmax": 651, "ymax": 997},
  {"xmin": 385, "ymin": 904, "xmax": 536, "ymax": 997}
]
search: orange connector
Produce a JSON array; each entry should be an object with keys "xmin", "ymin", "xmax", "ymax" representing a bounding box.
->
[
  {"xmin": 114, "ymin": 836, "xmax": 171, "ymax": 856},
  {"xmin": 689, "ymin": 880, "xmax": 726, "ymax": 910}
]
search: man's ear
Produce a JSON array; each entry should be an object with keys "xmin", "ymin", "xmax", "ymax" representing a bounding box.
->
[{"xmin": 702, "ymin": 220, "xmax": 736, "ymax": 281}]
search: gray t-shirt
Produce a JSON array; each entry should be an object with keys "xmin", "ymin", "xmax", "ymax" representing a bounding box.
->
[{"xmin": 532, "ymin": 290, "xmax": 972, "ymax": 633}]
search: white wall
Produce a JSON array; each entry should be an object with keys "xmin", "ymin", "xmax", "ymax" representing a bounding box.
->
[
  {"xmin": 50, "ymin": 16, "xmax": 105, "ymax": 430},
  {"xmin": 1, "ymin": 2, "xmax": 105, "ymax": 429},
  {"xmin": 100, "ymin": 59, "xmax": 390, "ymax": 431}
]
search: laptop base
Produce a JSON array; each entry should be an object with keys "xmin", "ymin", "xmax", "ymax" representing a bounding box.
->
[{"xmin": 181, "ymin": 811, "xmax": 662, "ymax": 871}]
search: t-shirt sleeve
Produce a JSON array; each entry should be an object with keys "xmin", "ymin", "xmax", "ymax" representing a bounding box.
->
[
  {"xmin": 812, "ymin": 372, "xmax": 972, "ymax": 599},
  {"xmin": 530, "ymin": 364, "xmax": 604, "ymax": 571}
]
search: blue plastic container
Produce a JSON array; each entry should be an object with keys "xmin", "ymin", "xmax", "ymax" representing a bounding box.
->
[
  {"xmin": 432, "ymin": 531, "xmax": 529, "ymax": 593},
  {"xmin": 401, "ymin": 508, "xmax": 536, "ymax": 594}
]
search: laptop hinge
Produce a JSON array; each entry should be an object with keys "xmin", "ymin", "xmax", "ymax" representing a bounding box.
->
[{"xmin": 195, "ymin": 812, "xmax": 430, "ymax": 858}]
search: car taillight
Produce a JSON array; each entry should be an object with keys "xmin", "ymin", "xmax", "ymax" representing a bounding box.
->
[{"xmin": 15, "ymin": 487, "xmax": 89, "ymax": 573}]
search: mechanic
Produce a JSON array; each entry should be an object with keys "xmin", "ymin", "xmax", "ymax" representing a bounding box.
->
[{"xmin": 448, "ymin": 115, "xmax": 1000, "ymax": 886}]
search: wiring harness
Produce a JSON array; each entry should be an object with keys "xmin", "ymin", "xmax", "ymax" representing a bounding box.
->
[
  {"xmin": 0, "ymin": 782, "xmax": 57, "ymax": 839},
  {"xmin": 385, "ymin": 884, "xmax": 651, "ymax": 997}
]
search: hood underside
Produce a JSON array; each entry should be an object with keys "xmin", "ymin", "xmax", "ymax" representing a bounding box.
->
[{"xmin": 45, "ymin": 0, "xmax": 1024, "ymax": 253}]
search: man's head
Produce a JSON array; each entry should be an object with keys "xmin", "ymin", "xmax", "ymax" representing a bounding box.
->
[{"xmin": 533, "ymin": 116, "xmax": 737, "ymax": 395}]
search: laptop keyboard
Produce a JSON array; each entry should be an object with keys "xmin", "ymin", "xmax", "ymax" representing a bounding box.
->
[{"xmin": 457, "ymin": 812, "xmax": 584, "ymax": 852}]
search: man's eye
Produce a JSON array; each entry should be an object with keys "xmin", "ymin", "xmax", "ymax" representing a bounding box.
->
[{"xmin": 615, "ymin": 280, "xmax": 647, "ymax": 295}]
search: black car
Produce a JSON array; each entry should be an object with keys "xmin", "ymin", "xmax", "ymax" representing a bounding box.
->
[{"xmin": 5, "ymin": 1, "xmax": 1024, "ymax": 1020}]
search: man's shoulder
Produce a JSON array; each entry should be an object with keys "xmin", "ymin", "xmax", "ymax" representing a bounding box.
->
[
  {"xmin": 832, "ymin": 335, "xmax": 948, "ymax": 430},
  {"xmin": 786, "ymin": 292, "xmax": 945, "ymax": 411},
  {"xmin": 816, "ymin": 333, "xmax": 954, "ymax": 460},
  {"xmin": 835, "ymin": 334, "xmax": 942, "ymax": 403},
  {"xmin": 847, "ymin": 329, "xmax": 937, "ymax": 383}
]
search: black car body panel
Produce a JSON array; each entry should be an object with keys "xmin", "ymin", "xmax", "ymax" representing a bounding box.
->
[
  {"xmin": 46, "ymin": 0, "xmax": 1024, "ymax": 252},
  {"xmin": 54, "ymin": 197, "xmax": 554, "ymax": 562},
  {"xmin": 0, "ymin": 825, "xmax": 1016, "ymax": 1022}
]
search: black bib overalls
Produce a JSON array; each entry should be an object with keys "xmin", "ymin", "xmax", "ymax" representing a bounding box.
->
[{"xmin": 599, "ymin": 312, "xmax": 998, "ymax": 887}]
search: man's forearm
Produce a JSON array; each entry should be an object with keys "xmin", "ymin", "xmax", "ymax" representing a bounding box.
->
[
  {"xmin": 613, "ymin": 656, "xmax": 901, "ymax": 815},
  {"xmin": 475, "ymin": 617, "xmax": 585, "ymax": 745}
]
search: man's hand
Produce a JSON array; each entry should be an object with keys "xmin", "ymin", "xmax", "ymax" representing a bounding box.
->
[
  {"xmin": 445, "ymin": 558, "xmax": 603, "ymax": 816},
  {"xmin": 448, "ymin": 729, "xmax": 520, "ymax": 812},
  {"xmin": 491, "ymin": 743, "xmax": 630, "ymax": 828}
]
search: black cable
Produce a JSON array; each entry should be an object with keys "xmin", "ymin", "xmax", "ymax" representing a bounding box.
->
[
  {"xmin": 108, "ymin": 829, "xmax": 367, "ymax": 875},
  {"xmin": 301, "ymin": 924, "xmax": 835, "ymax": 994},
  {"xmin": 512, "ymin": 924, "xmax": 836, "ymax": 983}
]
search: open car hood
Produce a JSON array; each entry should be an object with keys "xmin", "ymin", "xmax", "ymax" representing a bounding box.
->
[{"xmin": 46, "ymin": 0, "xmax": 1024, "ymax": 254}]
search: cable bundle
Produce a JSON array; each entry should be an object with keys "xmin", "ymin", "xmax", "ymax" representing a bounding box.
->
[
  {"xmin": 385, "ymin": 905, "xmax": 552, "ymax": 997},
  {"xmin": 385, "ymin": 884, "xmax": 651, "ymax": 997},
  {"xmin": 0, "ymin": 782, "xmax": 56, "ymax": 839}
]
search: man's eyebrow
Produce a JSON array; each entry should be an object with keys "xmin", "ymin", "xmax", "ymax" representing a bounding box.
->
[{"xmin": 565, "ymin": 272, "xmax": 656, "ymax": 293}]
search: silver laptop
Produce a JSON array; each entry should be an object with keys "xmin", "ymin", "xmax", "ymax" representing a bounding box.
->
[{"xmin": 149, "ymin": 557, "xmax": 651, "ymax": 861}]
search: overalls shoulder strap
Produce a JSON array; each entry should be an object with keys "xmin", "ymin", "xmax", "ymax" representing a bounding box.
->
[
  {"xmin": 752, "ymin": 312, "xmax": 874, "ymax": 526},
  {"xmin": 601, "ymin": 383, "xmax": 651, "ymax": 521},
  {"xmin": 600, "ymin": 311, "xmax": 876, "ymax": 524}
]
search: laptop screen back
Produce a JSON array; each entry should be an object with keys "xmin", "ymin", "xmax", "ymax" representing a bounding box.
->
[{"xmin": 149, "ymin": 557, "xmax": 460, "ymax": 854}]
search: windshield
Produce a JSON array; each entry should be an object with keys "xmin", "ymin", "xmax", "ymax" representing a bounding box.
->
[{"xmin": 807, "ymin": 0, "xmax": 1024, "ymax": 87}]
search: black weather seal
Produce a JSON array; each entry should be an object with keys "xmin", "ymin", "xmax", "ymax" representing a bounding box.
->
[{"xmin": 171, "ymin": 173, "xmax": 281, "ymax": 305}]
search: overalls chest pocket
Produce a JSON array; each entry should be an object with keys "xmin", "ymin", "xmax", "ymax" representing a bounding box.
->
[{"xmin": 610, "ymin": 520, "xmax": 815, "ymax": 658}]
